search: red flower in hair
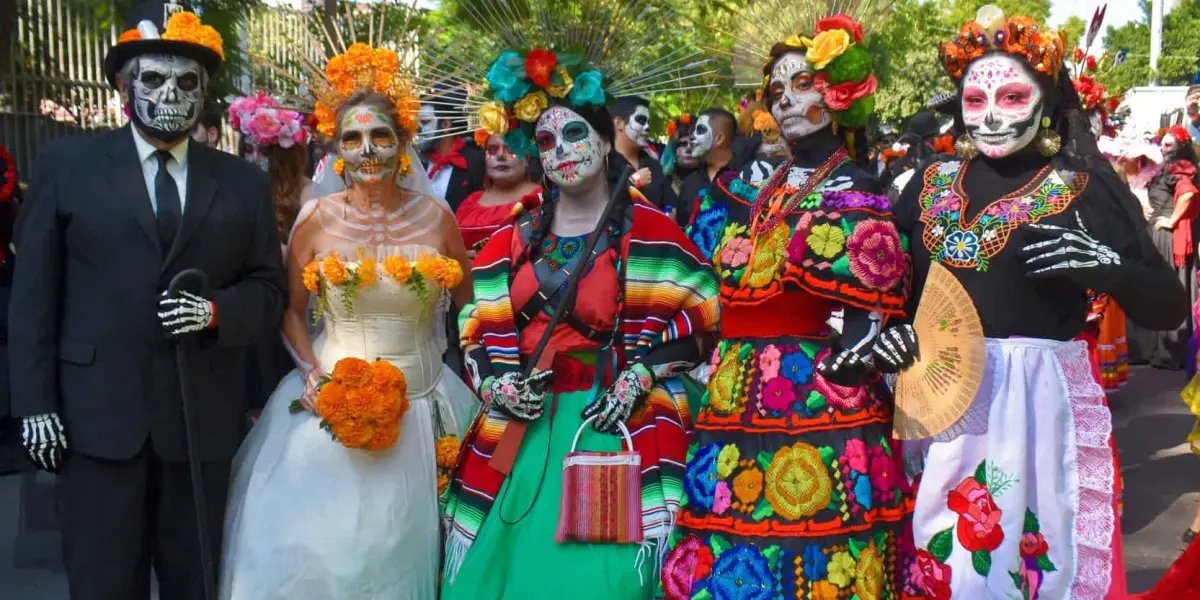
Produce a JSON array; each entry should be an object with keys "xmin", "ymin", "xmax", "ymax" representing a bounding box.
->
[
  {"xmin": 814, "ymin": 14, "xmax": 864, "ymax": 43},
  {"xmin": 1168, "ymin": 125, "xmax": 1192, "ymax": 146},
  {"xmin": 1072, "ymin": 75, "xmax": 1106, "ymax": 112},
  {"xmin": 524, "ymin": 48, "xmax": 558, "ymax": 88}
]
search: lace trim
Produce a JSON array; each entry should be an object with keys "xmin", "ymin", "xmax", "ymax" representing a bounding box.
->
[{"xmin": 1055, "ymin": 341, "xmax": 1115, "ymax": 600}]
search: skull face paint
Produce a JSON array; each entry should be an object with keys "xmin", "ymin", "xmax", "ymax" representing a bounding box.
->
[
  {"xmin": 484, "ymin": 134, "xmax": 525, "ymax": 188},
  {"xmin": 962, "ymin": 54, "xmax": 1045, "ymax": 159},
  {"xmin": 126, "ymin": 54, "xmax": 205, "ymax": 144},
  {"xmin": 766, "ymin": 51, "xmax": 831, "ymax": 142},
  {"xmin": 338, "ymin": 106, "xmax": 401, "ymax": 187},
  {"xmin": 1162, "ymin": 133, "xmax": 1181, "ymax": 162},
  {"xmin": 417, "ymin": 104, "xmax": 438, "ymax": 152},
  {"xmin": 536, "ymin": 106, "xmax": 608, "ymax": 190},
  {"xmin": 689, "ymin": 115, "xmax": 714, "ymax": 159},
  {"xmin": 675, "ymin": 124, "xmax": 700, "ymax": 170},
  {"xmin": 623, "ymin": 105, "xmax": 651, "ymax": 147}
]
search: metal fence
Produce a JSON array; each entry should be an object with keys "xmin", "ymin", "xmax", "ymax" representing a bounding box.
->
[{"xmin": 1, "ymin": 0, "xmax": 323, "ymax": 180}]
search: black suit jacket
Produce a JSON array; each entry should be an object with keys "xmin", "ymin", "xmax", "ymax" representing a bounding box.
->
[
  {"xmin": 609, "ymin": 149, "xmax": 677, "ymax": 211},
  {"xmin": 9, "ymin": 126, "xmax": 286, "ymax": 462},
  {"xmin": 441, "ymin": 139, "xmax": 486, "ymax": 213}
]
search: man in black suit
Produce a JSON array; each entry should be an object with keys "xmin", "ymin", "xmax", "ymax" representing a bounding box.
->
[
  {"xmin": 9, "ymin": 2, "xmax": 285, "ymax": 598},
  {"xmin": 417, "ymin": 83, "xmax": 485, "ymax": 212},
  {"xmin": 610, "ymin": 95, "xmax": 677, "ymax": 212}
]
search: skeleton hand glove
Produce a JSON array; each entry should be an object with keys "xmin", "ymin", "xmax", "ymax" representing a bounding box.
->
[
  {"xmin": 482, "ymin": 371, "xmax": 554, "ymax": 421},
  {"xmin": 582, "ymin": 363, "xmax": 654, "ymax": 433},
  {"xmin": 872, "ymin": 325, "xmax": 920, "ymax": 373},
  {"xmin": 21, "ymin": 413, "xmax": 68, "ymax": 473},
  {"xmin": 816, "ymin": 309, "xmax": 881, "ymax": 387},
  {"xmin": 158, "ymin": 290, "xmax": 215, "ymax": 337},
  {"xmin": 1019, "ymin": 212, "xmax": 1127, "ymax": 293}
]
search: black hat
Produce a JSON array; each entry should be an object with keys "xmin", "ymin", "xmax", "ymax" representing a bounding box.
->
[{"xmin": 103, "ymin": 0, "xmax": 223, "ymax": 88}]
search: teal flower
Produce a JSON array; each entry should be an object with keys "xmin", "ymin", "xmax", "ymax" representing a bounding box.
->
[
  {"xmin": 568, "ymin": 70, "xmax": 606, "ymax": 106},
  {"xmin": 488, "ymin": 51, "xmax": 532, "ymax": 104},
  {"xmin": 504, "ymin": 128, "xmax": 538, "ymax": 159}
]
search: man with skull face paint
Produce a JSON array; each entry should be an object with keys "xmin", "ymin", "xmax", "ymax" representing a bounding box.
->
[
  {"xmin": 418, "ymin": 83, "xmax": 486, "ymax": 212},
  {"xmin": 664, "ymin": 12, "xmax": 919, "ymax": 598},
  {"xmin": 889, "ymin": 7, "xmax": 1187, "ymax": 599},
  {"xmin": 610, "ymin": 96, "xmax": 677, "ymax": 212},
  {"xmin": 9, "ymin": 1, "xmax": 287, "ymax": 598},
  {"xmin": 677, "ymin": 108, "xmax": 739, "ymax": 230}
]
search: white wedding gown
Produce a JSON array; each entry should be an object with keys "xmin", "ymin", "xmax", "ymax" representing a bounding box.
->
[{"xmin": 219, "ymin": 243, "xmax": 479, "ymax": 600}]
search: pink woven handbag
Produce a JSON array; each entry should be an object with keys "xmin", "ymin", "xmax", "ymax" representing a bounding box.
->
[{"xmin": 555, "ymin": 416, "xmax": 643, "ymax": 544}]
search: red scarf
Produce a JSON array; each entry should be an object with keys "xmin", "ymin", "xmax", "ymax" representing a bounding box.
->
[
  {"xmin": 428, "ymin": 137, "xmax": 467, "ymax": 178},
  {"xmin": 1168, "ymin": 160, "xmax": 1199, "ymax": 268}
]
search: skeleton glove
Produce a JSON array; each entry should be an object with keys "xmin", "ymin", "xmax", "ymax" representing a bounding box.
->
[
  {"xmin": 1019, "ymin": 212, "xmax": 1127, "ymax": 293},
  {"xmin": 871, "ymin": 325, "xmax": 920, "ymax": 373},
  {"xmin": 158, "ymin": 290, "xmax": 215, "ymax": 337},
  {"xmin": 816, "ymin": 309, "xmax": 881, "ymax": 387},
  {"xmin": 481, "ymin": 371, "xmax": 554, "ymax": 421},
  {"xmin": 21, "ymin": 413, "xmax": 68, "ymax": 473},
  {"xmin": 581, "ymin": 363, "xmax": 654, "ymax": 433}
]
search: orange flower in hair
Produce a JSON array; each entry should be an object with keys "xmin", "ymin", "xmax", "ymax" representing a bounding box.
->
[{"xmin": 118, "ymin": 28, "xmax": 141, "ymax": 43}]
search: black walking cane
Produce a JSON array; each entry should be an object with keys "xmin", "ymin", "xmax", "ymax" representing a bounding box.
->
[
  {"xmin": 489, "ymin": 166, "xmax": 634, "ymax": 475},
  {"xmin": 168, "ymin": 269, "xmax": 217, "ymax": 600}
]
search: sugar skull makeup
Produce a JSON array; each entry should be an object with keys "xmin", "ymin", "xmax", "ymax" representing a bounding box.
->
[
  {"xmin": 1161, "ymin": 133, "xmax": 1180, "ymax": 161},
  {"xmin": 676, "ymin": 124, "xmax": 700, "ymax": 170},
  {"xmin": 623, "ymin": 105, "xmax": 651, "ymax": 147},
  {"xmin": 689, "ymin": 115, "xmax": 714, "ymax": 158},
  {"xmin": 961, "ymin": 54, "xmax": 1045, "ymax": 159},
  {"xmin": 417, "ymin": 103, "xmax": 438, "ymax": 152},
  {"xmin": 126, "ymin": 54, "xmax": 205, "ymax": 144},
  {"xmin": 338, "ymin": 105, "xmax": 401, "ymax": 186},
  {"xmin": 766, "ymin": 51, "xmax": 831, "ymax": 142},
  {"xmin": 484, "ymin": 134, "xmax": 525, "ymax": 187},
  {"xmin": 536, "ymin": 106, "xmax": 608, "ymax": 189}
]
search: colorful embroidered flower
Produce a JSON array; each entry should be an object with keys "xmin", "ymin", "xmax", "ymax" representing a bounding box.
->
[
  {"xmin": 846, "ymin": 219, "xmax": 905, "ymax": 291},
  {"xmin": 758, "ymin": 344, "xmax": 782, "ymax": 382},
  {"xmin": 1020, "ymin": 532, "xmax": 1049, "ymax": 557},
  {"xmin": 716, "ymin": 443, "xmax": 740, "ymax": 479},
  {"xmin": 746, "ymin": 222, "xmax": 790, "ymax": 289},
  {"xmin": 732, "ymin": 465, "xmax": 765, "ymax": 507},
  {"xmin": 855, "ymin": 542, "xmax": 885, "ymax": 600},
  {"xmin": 567, "ymin": 70, "xmax": 606, "ymax": 106},
  {"xmin": 827, "ymin": 550, "xmax": 857, "ymax": 587},
  {"xmin": 713, "ymin": 481, "xmax": 732, "ymax": 515},
  {"xmin": 487, "ymin": 51, "xmax": 532, "ymax": 104},
  {"xmin": 760, "ymin": 377, "xmax": 795, "ymax": 412},
  {"xmin": 765, "ymin": 442, "xmax": 832, "ymax": 520},
  {"xmin": 943, "ymin": 230, "xmax": 980, "ymax": 263},
  {"xmin": 912, "ymin": 550, "xmax": 953, "ymax": 600},
  {"xmin": 661, "ymin": 535, "xmax": 714, "ymax": 600},
  {"xmin": 868, "ymin": 445, "xmax": 898, "ymax": 504},
  {"xmin": 1019, "ymin": 555, "xmax": 1046, "ymax": 600},
  {"xmin": 928, "ymin": 191, "xmax": 962, "ymax": 217},
  {"xmin": 689, "ymin": 202, "xmax": 729, "ymax": 260},
  {"xmin": 780, "ymin": 351, "xmax": 813, "ymax": 385},
  {"xmin": 708, "ymin": 345, "xmax": 744, "ymax": 415},
  {"xmin": 841, "ymin": 438, "xmax": 869, "ymax": 473},
  {"xmin": 785, "ymin": 212, "xmax": 816, "ymax": 266},
  {"xmin": 708, "ymin": 545, "xmax": 775, "ymax": 600},
  {"xmin": 802, "ymin": 544, "xmax": 828, "ymax": 580},
  {"xmin": 684, "ymin": 443, "xmax": 721, "ymax": 510},
  {"xmin": 719, "ymin": 236, "xmax": 753, "ymax": 268},
  {"xmin": 807, "ymin": 223, "xmax": 845, "ymax": 259},
  {"xmin": 524, "ymin": 48, "xmax": 558, "ymax": 88},
  {"xmin": 948, "ymin": 477, "xmax": 1004, "ymax": 552},
  {"xmin": 811, "ymin": 581, "xmax": 839, "ymax": 600},
  {"xmin": 813, "ymin": 349, "xmax": 868, "ymax": 410},
  {"xmin": 852, "ymin": 473, "xmax": 873, "ymax": 510}
]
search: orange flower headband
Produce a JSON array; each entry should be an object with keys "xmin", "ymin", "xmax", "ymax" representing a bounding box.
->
[
  {"xmin": 311, "ymin": 43, "xmax": 420, "ymax": 139},
  {"xmin": 940, "ymin": 5, "xmax": 1065, "ymax": 82},
  {"xmin": 117, "ymin": 11, "xmax": 224, "ymax": 60}
]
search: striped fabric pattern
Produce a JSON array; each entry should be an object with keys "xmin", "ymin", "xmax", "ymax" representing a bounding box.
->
[
  {"xmin": 444, "ymin": 195, "xmax": 720, "ymax": 581},
  {"xmin": 556, "ymin": 451, "xmax": 643, "ymax": 544}
]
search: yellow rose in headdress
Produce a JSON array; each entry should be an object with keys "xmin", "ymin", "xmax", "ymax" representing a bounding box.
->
[
  {"xmin": 514, "ymin": 91, "xmax": 549, "ymax": 123},
  {"xmin": 477, "ymin": 102, "xmax": 510, "ymax": 136},
  {"xmin": 806, "ymin": 29, "xmax": 851, "ymax": 70},
  {"xmin": 545, "ymin": 68, "xmax": 575, "ymax": 98}
]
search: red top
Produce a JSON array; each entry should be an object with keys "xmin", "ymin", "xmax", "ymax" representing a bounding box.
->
[
  {"xmin": 456, "ymin": 188, "xmax": 543, "ymax": 250},
  {"xmin": 510, "ymin": 238, "xmax": 619, "ymax": 358}
]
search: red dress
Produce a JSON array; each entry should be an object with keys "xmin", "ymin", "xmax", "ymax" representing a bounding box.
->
[{"xmin": 455, "ymin": 188, "xmax": 542, "ymax": 251}]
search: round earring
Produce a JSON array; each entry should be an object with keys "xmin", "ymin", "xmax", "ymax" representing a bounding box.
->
[
  {"xmin": 1036, "ymin": 116, "xmax": 1062, "ymax": 157},
  {"xmin": 954, "ymin": 135, "xmax": 978, "ymax": 160}
]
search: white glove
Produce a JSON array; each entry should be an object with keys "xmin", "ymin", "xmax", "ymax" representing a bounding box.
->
[
  {"xmin": 158, "ymin": 290, "xmax": 215, "ymax": 336},
  {"xmin": 22, "ymin": 413, "xmax": 68, "ymax": 473}
]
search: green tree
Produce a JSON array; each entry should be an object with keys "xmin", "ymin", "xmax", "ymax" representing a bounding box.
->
[
  {"xmin": 872, "ymin": 0, "xmax": 953, "ymax": 124},
  {"xmin": 1097, "ymin": 0, "xmax": 1200, "ymax": 95}
]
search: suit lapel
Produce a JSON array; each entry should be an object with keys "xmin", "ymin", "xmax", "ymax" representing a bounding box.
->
[
  {"xmin": 164, "ymin": 142, "xmax": 218, "ymax": 269},
  {"xmin": 105, "ymin": 126, "xmax": 160, "ymax": 250}
]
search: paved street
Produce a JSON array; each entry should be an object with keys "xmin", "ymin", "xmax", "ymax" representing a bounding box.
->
[{"xmin": 1, "ymin": 366, "xmax": 1197, "ymax": 598}]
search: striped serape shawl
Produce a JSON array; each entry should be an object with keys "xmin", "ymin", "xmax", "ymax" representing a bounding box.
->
[{"xmin": 444, "ymin": 195, "xmax": 721, "ymax": 580}]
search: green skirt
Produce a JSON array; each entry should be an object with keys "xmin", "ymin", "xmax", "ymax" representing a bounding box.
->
[{"xmin": 440, "ymin": 386, "xmax": 654, "ymax": 600}]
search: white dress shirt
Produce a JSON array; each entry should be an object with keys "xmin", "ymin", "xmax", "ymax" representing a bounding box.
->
[
  {"xmin": 428, "ymin": 164, "xmax": 452, "ymax": 202},
  {"xmin": 131, "ymin": 126, "xmax": 189, "ymax": 215}
]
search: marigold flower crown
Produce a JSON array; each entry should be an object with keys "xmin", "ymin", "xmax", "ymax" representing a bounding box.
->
[
  {"xmin": 308, "ymin": 43, "xmax": 420, "ymax": 140},
  {"xmin": 117, "ymin": 10, "xmax": 224, "ymax": 59},
  {"xmin": 940, "ymin": 5, "xmax": 1066, "ymax": 82}
]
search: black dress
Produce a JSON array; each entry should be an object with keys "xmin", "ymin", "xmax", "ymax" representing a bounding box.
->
[{"xmin": 1144, "ymin": 163, "xmax": 1199, "ymax": 369}]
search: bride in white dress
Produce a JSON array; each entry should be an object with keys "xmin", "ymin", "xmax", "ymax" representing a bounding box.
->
[{"xmin": 220, "ymin": 91, "xmax": 478, "ymax": 600}]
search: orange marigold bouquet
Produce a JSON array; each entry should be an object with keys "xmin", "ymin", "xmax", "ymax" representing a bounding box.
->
[
  {"xmin": 435, "ymin": 435, "xmax": 461, "ymax": 495},
  {"xmin": 289, "ymin": 357, "xmax": 409, "ymax": 452}
]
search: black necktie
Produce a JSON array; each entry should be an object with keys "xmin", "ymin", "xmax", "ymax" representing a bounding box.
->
[{"xmin": 154, "ymin": 150, "xmax": 182, "ymax": 255}]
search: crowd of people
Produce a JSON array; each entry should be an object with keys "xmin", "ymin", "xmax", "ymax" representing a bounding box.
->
[{"xmin": 2, "ymin": 0, "xmax": 1200, "ymax": 598}]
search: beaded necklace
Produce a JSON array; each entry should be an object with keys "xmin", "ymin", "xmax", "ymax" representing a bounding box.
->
[{"xmin": 750, "ymin": 147, "xmax": 849, "ymax": 238}]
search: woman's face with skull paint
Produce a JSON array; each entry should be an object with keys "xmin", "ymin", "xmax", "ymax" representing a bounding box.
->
[
  {"xmin": 766, "ymin": 51, "xmax": 831, "ymax": 142},
  {"xmin": 338, "ymin": 105, "xmax": 402, "ymax": 187},
  {"xmin": 535, "ymin": 106, "xmax": 609, "ymax": 190},
  {"xmin": 961, "ymin": 54, "xmax": 1045, "ymax": 159}
]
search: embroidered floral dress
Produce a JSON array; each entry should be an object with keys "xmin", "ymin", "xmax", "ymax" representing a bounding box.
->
[{"xmin": 661, "ymin": 151, "xmax": 915, "ymax": 600}]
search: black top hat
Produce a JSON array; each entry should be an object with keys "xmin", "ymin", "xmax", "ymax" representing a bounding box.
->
[{"xmin": 103, "ymin": 0, "xmax": 223, "ymax": 88}]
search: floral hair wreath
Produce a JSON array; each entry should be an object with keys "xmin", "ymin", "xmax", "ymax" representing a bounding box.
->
[
  {"xmin": 117, "ymin": 11, "xmax": 224, "ymax": 59},
  {"xmin": 1159, "ymin": 125, "xmax": 1192, "ymax": 147},
  {"xmin": 229, "ymin": 92, "xmax": 311, "ymax": 149},
  {"xmin": 769, "ymin": 14, "xmax": 877, "ymax": 128},
  {"xmin": 474, "ymin": 47, "xmax": 609, "ymax": 159},
  {"xmin": 311, "ymin": 43, "xmax": 420, "ymax": 141},
  {"xmin": 940, "ymin": 5, "xmax": 1065, "ymax": 82}
]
